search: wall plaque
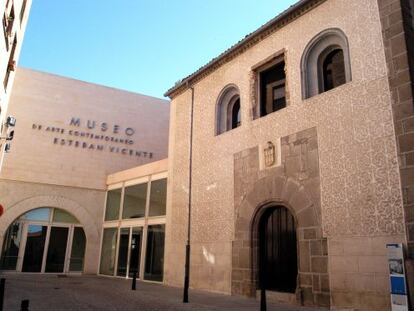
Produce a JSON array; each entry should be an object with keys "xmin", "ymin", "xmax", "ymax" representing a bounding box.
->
[
  {"xmin": 264, "ymin": 141, "xmax": 275, "ymax": 167},
  {"xmin": 387, "ymin": 243, "xmax": 409, "ymax": 311}
]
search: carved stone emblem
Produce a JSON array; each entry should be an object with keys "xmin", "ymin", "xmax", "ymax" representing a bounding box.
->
[{"xmin": 264, "ymin": 141, "xmax": 276, "ymax": 167}]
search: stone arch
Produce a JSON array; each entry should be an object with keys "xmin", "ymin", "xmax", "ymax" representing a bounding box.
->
[
  {"xmin": 232, "ymin": 174, "xmax": 327, "ymax": 306},
  {"xmin": 0, "ymin": 195, "xmax": 100, "ymax": 274},
  {"xmin": 215, "ymin": 84, "xmax": 241, "ymax": 135},
  {"xmin": 236, "ymin": 175, "xmax": 319, "ymax": 232},
  {"xmin": 301, "ymin": 28, "xmax": 352, "ymax": 99}
]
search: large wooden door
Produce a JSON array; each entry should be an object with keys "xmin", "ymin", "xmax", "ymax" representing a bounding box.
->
[{"xmin": 259, "ymin": 206, "xmax": 297, "ymax": 293}]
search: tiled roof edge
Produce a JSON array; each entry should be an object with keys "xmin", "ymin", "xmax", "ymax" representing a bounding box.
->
[{"xmin": 164, "ymin": 0, "xmax": 326, "ymax": 99}]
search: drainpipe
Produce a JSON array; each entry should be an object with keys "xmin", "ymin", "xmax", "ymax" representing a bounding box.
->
[{"xmin": 183, "ymin": 82, "xmax": 194, "ymax": 303}]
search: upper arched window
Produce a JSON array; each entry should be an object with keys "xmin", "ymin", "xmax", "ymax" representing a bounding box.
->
[
  {"xmin": 216, "ymin": 85, "xmax": 241, "ymax": 135},
  {"xmin": 301, "ymin": 28, "xmax": 352, "ymax": 99}
]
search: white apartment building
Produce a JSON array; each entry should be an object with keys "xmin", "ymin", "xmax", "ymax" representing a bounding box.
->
[{"xmin": 0, "ymin": 0, "xmax": 32, "ymax": 169}]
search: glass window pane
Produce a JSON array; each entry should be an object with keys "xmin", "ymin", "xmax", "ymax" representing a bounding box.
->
[
  {"xmin": 129, "ymin": 227, "xmax": 142, "ymax": 278},
  {"xmin": 99, "ymin": 228, "xmax": 118, "ymax": 275},
  {"xmin": 22, "ymin": 225, "xmax": 48, "ymax": 272},
  {"xmin": 122, "ymin": 183, "xmax": 147, "ymax": 219},
  {"xmin": 149, "ymin": 179, "xmax": 167, "ymax": 217},
  {"xmin": 21, "ymin": 208, "xmax": 51, "ymax": 221},
  {"xmin": 260, "ymin": 61, "xmax": 286, "ymax": 116},
  {"xmin": 0, "ymin": 221, "xmax": 23, "ymax": 270},
  {"xmin": 144, "ymin": 225, "xmax": 165, "ymax": 282},
  {"xmin": 105, "ymin": 188, "xmax": 122, "ymax": 221},
  {"xmin": 117, "ymin": 228, "xmax": 130, "ymax": 277},
  {"xmin": 53, "ymin": 209, "xmax": 79, "ymax": 224},
  {"xmin": 70, "ymin": 227, "xmax": 86, "ymax": 272},
  {"xmin": 45, "ymin": 227, "xmax": 69, "ymax": 273},
  {"xmin": 323, "ymin": 49, "xmax": 345, "ymax": 91}
]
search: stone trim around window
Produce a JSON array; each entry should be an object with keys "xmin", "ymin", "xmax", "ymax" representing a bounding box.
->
[
  {"xmin": 300, "ymin": 28, "xmax": 352, "ymax": 99},
  {"xmin": 250, "ymin": 52, "xmax": 289, "ymax": 120},
  {"xmin": 215, "ymin": 84, "xmax": 241, "ymax": 135}
]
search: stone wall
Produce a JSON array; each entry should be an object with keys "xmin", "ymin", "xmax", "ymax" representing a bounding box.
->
[
  {"xmin": 377, "ymin": 0, "xmax": 414, "ymax": 308},
  {"xmin": 232, "ymin": 128, "xmax": 330, "ymax": 308},
  {"xmin": 329, "ymin": 235, "xmax": 405, "ymax": 309},
  {"xmin": 165, "ymin": 1, "xmax": 407, "ymax": 310}
]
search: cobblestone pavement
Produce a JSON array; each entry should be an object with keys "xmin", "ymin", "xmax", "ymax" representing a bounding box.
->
[{"xmin": 1, "ymin": 274, "xmax": 323, "ymax": 311}]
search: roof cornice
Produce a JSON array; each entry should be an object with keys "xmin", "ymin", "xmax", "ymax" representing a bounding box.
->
[{"xmin": 164, "ymin": 0, "xmax": 327, "ymax": 99}]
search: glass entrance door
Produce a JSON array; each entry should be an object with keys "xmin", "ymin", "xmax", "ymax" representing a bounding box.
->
[
  {"xmin": 22, "ymin": 225, "xmax": 48, "ymax": 272},
  {"xmin": 1, "ymin": 208, "xmax": 87, "ymax": 274},
  {"xmin": 116, "ymin": 228, "xmax": 130, "ymax": 277},
  {"xmin": 129, "ymin": 227, "xmax": 142, "ymax": 277},
  {"xmin": 115, "ymin": 227, "xmax": 143, "ymax": 278},
  {"xmin": 45, "ymin": 227, "xmax": 69, "ymax": 273},
  {"xmin": 69, "ymin": 227, "xmax": 86, "ymax": 272}
]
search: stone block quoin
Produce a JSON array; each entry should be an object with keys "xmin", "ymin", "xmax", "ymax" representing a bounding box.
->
[
  {"xmin": 377, "ymin": 0, "xmax": 414, "ymax": 308},
  {"xmin": 378, "ymin": 0, "xmax": 414, "ymax": 257}
]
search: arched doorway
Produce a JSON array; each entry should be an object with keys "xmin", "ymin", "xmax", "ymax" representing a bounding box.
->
[
  {"xmin": 0, "ymin": 207, "xmax": 86, "ymax": 273},
  {"xmin": 258, "ymin": 205, "xmax": 297, "ymax": 293}
]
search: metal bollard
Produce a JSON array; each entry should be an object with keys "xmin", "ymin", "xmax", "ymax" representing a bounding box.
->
[
  {"xmin": 20, "ymin": 299, "xmax": 29, "ymax": 311},
  {"xmin": 0, "ymin": 278, "xmax": 5, "ymax": 311},
  {"xmin": 260, "ymin": 288, "xmax": 267, "ymax": 311},
  {"xmin": 131, "ymin": 271, "xmax": 137, "ymax": 290}
]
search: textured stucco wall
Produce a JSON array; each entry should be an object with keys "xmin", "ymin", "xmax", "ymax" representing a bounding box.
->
[{"xmin": 165, "ymin": 0, "xmax": 406, "ymax": 309}]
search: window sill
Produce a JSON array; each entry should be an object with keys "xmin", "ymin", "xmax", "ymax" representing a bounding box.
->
[
  {"xmin": 215, "ymin": 125, "xmax": 243, "ymax": 138},
  {"xmin": 302, "ymin": 80, "xmax": 353, "ymax": 102}
]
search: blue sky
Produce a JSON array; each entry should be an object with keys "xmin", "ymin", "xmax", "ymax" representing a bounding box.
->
[{"xmin": 20, "ymin": 1, "xmax": 298, "ymax": 99}]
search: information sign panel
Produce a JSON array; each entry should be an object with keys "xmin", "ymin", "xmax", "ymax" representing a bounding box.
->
[{"xmin": 387, "ymin": 244, "xmax": 409, "ymax": 311}]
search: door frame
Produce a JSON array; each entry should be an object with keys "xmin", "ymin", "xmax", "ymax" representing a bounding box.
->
[
  {"xmin": 258, "ymin": 204, "xmax": 298, "ymax": 293},
  {"xmin": 250, "ymin": 202, "xmax": 300, "ymax": 295},
  {"xmin": 16, "ymin": 221, "xmax": 84, "ymax": 274},
  {"xmin": 114, "ymin": 225, "xmax": 145, "ymax": 279}
]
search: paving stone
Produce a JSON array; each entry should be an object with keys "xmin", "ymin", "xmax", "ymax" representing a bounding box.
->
[{"xmin": 2, "ymin": 274, "xmax": 323, "ymax": 311}]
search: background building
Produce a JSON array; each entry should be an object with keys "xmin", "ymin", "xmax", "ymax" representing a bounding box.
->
[
  {"xmin": 164, "ymin": 0, "xmax": 414, "ymax": 310},
  {"xmin": 0, "ymin": 0, "xmax": 31, "ymax": 169},
  {"xmin": 0, "ymin": 68, "xmax": 169, "ymax": 274}
]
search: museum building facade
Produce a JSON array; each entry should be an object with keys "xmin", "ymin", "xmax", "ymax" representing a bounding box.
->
[
  {"xmin": 163, "ymin": 0, "xmax": 414, "ymax": 310},
  {"xmin": 0, "ymin": 68, "xmax": 169, "ymax": 276},
  {"xmin": 0, "ymin": 0, "xmax": 414, "ymax": 310}
]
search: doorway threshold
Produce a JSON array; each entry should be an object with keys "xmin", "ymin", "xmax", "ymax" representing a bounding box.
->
[{"xmin": 256, "ymin": 290, "xmax": 297, "ymax": 305}]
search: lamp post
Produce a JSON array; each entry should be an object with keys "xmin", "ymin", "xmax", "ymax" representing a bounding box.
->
[{"xmin": 183, "ymin": 85, "xmax": 194, "ymax": 303}]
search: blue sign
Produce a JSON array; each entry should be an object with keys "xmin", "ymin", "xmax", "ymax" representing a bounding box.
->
[{"xmin": 390, "ymin": 276, "xmax": 407, "ymax": 295}]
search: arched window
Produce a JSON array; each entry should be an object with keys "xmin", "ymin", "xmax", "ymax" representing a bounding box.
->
[
  {"xmin": 0, "ymin": 207, "xmax": 86, "ymax": 273},
  {"xmin": 216, "ymin": 85, "xmax": 241, "ymax": 135},
  {"xmin": 301, "ymin": 28, "xmax": 351, "ymax": 99}
]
